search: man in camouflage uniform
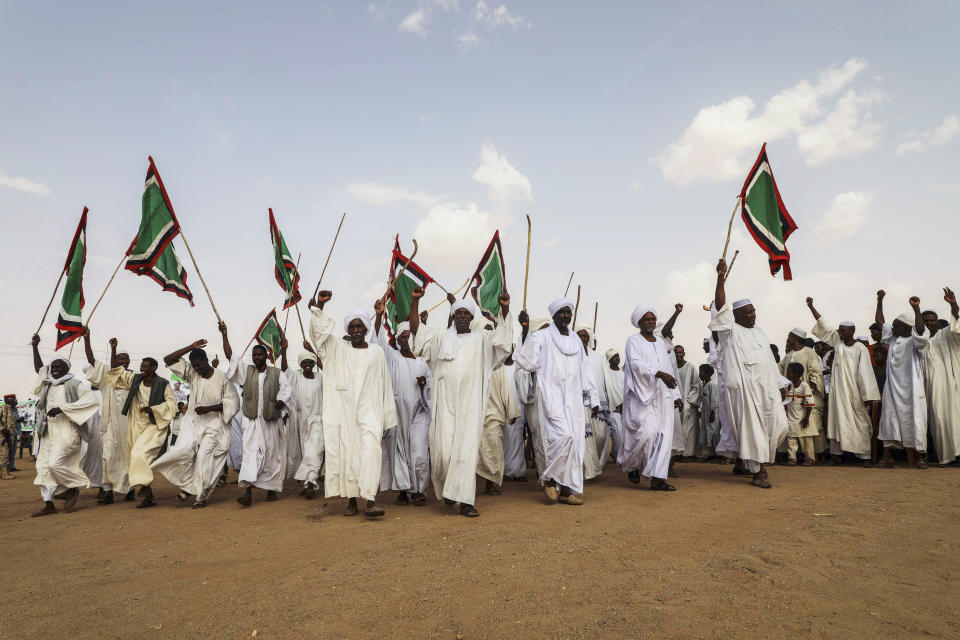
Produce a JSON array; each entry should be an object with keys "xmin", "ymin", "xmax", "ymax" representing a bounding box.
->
[{"xmin": 0, "ymin": 395, "xmax": 17, "ymax": 479}]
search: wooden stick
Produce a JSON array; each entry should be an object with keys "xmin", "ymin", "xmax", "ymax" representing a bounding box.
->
[
  {"xmin": 294, "ymin": 304, "xmax": 307, "ymax": 343},
  {"xmin": 724, "ymin": 249, "xmax": 739, "ymax": 283},
  {"xmin": 572, "ymin": 285, "xmax": 581, "ymax": 327},
  {"xmin": 522, "ymin": 214, "xmax": 531, "ymax": 311},
  {"xmin": 427, "ymin": 276, "xmax": 472, "ymax": 313},
  {"xmin": 85, "ymin": 253, "xmax": 128, "ymax": 328},
  {"xmin": 592, "ymin": 302, "xmax": 598, "ymax": 332},
  {"xmin": 721, "ymin": 196, "xmax": 741, "ymax": 263},
  {"xmin": 312, "ymin": 212, "xmax": 346, "ymax": 301},
  {"xmin": 34, "ymin": 268, "xmax": 67, "ymax": 339},
  {"xmin": 379, "ymin": 239, "xmax": 418, "ymax": 306},
  {"xmin": 178, "ymin": 229, "xmax": 222, "ymax": 323},
  {"xmin": 564, "ymin": 271, "xmax": 575, "ymax": 297}
]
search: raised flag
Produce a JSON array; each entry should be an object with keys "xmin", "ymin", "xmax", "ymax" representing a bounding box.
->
[
  {"xmin": 125, "ymin": 156, "xmax": 194, "ymax": 304},
  {"xmin": 254, "ymin": 309, "xmax": 284, "ymax": 362},
  {"xmin": 467, "ymin": 231, "xmax": 506, "ymax": 323},
  {"xmin": 54, "ymin": 208, "xmax": 88, "ymax": 350},
  {"xmin": 739, "ymin": 143, "xmax": 798, "ymax": 280},
  {"xmin": 269, "ymin": 208, "xmax": 301, "ymax": 309},
  {"xmin": 385, "ymin": 236, "xmax": 433, "ymax": 336}
]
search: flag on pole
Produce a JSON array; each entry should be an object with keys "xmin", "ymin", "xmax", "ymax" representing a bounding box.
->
[
  {"xmin": 125, "ymin": 156, "xmax": 194, "ymax": 304},
  {"xmin": 739, "ymin": 143, "xmax": 799, "ymax": 280},
  {"xmin": 467, "ymin": 230, "xmax": 506, "ymax": 323},
  {"xmin": 54, "ymin": 208, "xmax": 88, "ymax": 350},
  {"xmin": 268, "ymin": 208, "xmax": 301, "ymax": 309},
  {"xmin": 254, "ymin": 308, "xmax": 284, "ymax": 362},
  {"xmin": 385, "ymin": 235, "xmax": 433, "ymax": 337}
]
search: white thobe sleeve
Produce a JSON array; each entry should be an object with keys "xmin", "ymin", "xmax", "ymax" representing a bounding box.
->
[
  {"xmin": 226, "ymin": 356, "xmax": 245, "ymax": 386},
  {"xmin": 276, "ymin": 371, "xmax": 293, "ymax": 407},
  {"xmin": 514, "ymin": 331, "xmax": 543, "ymax": 373},
  {"xmin": 812, "ymin": 318, "xmax": 839, "ymax": 346},
  {"xmin": 911, "ymin": 327, "xmax": 929, "ymax": 352},
  {"xmin": 707, "ymin": 303, "xmax": 734, "ymax": 334},
  {"xmin": 579, "ymin": 350, "xmax": 600, "ymax": 408},
  {"xmin": 486, "ymin": 312, "xmax": 515, "ymax": 371},
  {"xmin": 855, "ymin": 344, "xmax": 881, "ymax": 402},
  {"xmin": 221, "ymin": 376, "xmax": 241, "ymax": 421}
]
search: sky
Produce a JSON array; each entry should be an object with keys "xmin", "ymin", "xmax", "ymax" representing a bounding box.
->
[{"xmin": 1, "ymin": 1, "xmax": 958, "ymax": 397}]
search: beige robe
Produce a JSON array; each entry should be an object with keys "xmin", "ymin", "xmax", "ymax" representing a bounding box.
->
[
  {"xmin": 33, "ymin": 369, "xmax": 100, "ymax": 493},
  {"xmin": 476, "ymin": 365, "xmax": 521, "ymax": 486},
  {"xmin": 923, "ymin": 318, "xmax": 960, "ymax": 463},
  {"xmin": 106, "ymin": 368, "xmax": 177, "ymax": 487}
]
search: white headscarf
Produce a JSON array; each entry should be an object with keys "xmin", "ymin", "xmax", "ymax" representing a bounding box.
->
[
  {"xmin": 343, "ymin": 310, "xmax": 372, "ymax": 333},
  {"xmin": 894, "ymin": 312, "xmax": 915, "ymax": 326},
  {"xmin": 440, "ymin": 300, "xmax": 478, "ymax": 360},
  {"xmin": 605, "ymin": 348, "xmax": 620, "ymax": 362},
  {"xmin": 395, "ymin": 321, "xmax": 411, "ymax": 337},
  {"xmin": 44, "ymin": 357, "xmax": 75, "ymax": 385},
  {"xmin": 575, "ymin": 324, "xmax": 595, "ymax": 350},
  {"xmin": 449, "ymin": 299, "xmax": 476, "ymax": 318},
  {"xmin": 732, "ymin": 298, "xmax": 752, "ymax": 310},
  {"xmin": 548, "ymin": 298, "xmax": 574, "ymax": 317},
  {"xmin": 630, "ymin": 303, "xmax": 656, "ymax": 328},
  {"xmin": 298, "ymin": 351, "xmax": 316, "ymax": 366},
  {"xmin": 790, "ymin": 327, "xmax": 808, "ymax": 338}
]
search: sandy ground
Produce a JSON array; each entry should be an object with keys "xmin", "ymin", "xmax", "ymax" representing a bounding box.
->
[{"xmin": 2, "ymin": 457, "xmax": 959, "ymax": 640}]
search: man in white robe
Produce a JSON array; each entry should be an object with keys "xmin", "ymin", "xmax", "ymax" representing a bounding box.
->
[
  {"xmin": 408, "ymin": 288, "xmax": 513, "ymax": 517},
  {"xmin": 477, "ymin": 361, "xmax": 521, "ymax": 494},
  {"xmin": 310, "ymin": 292, "xmax": 397, "ymax": 517},
  {"xmin": 875, "ymin": 291, "xmax": 930, "ymax": 468},
  {"xmin": 672, "ymin": 345, "xmax": 701, "ymax": 459},
  {"xmin": 372, "ymin": 308, "xmax": 431, "ymax": 505},
  {"xmin": 283, "ymin": 346, "xmax": 324, "ymax": 489},
  {"xmin": 707, "ymin": 259, "xmax": 788, "ymax": 488},
  {"xmin": 603, "ymin": 349, "xmax": 625, "ymax": 461},
  {"xmin": 616, "ymin": 304, "xmax": 682, "ymax": 491},
  {"xmin": 81, "ymin": 328, "xmax": 134, "ymax": 504},
  {"xmin": 224, "ymin": 325, "xmax": 292, "ymax": 506},
  {"xmin": 806, "ymin": 298, "xmax": 880, "ymax": 464},
  {"xmin": 919, "ymin": 289, "xmax": 960, "ymax": 465},
  {"xmin": 29, "ymin": 336, "xmax": 101, "ymax": 516},
  {"xmin": 516, "ymin": 299, "xmax": 599, "ymax": 505},
  {"xmin": 502, "ymin": 355, "xmax": 527, "ymax": 481},
  {"xmin": 153, "ymin": 329, "xmax": 240, "ymax": 507},
  {"xmin": 515, "ymin": 318, "xmax": 552, "ymax": 482},
  {"xmin": 576, "ymin": 326, "xmax": 609, "ymax": 480}
]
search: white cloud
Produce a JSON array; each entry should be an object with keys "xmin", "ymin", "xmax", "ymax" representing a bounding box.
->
[
  {"xmin": 812, "ymin": 191, "xmax": 873, "ymax": 244},
  {"xmin": 930, "ymin": 182, "xmax": 960, "ymax": 193},
  {"xmin": 0, "ymin": 169, "xmax": 51, "ymax": 195},
  {"xmin": 413, "ymin": 202, "xmax": 494, "ymax": 270},
  {"xmin": 367, "ymin": 2, "xmax": 388, "ymax": 21},
  {"xmin": 470, "ymin": 1, "xmax": 528, "ymax": 29},
  {"xmin": 472, "ymin": 142, "xmax": 533, "ymax": 209},
  {"xmin": 346, "ymin": 182, "xmax": 441, "ymax": 208},
  {"xmin": 457, "ymin": 30, "xmax": 483, "ymax": 51},
  {"xmin": 653, "ymin": 58, "xmax": 884, "ymax": 184},
  {"xmin": 398, "ymin": 8, "xmax": 429, "ymax": 36},
  {"xmin": 897, "ymin": 114, "xmax": 960, "ymax": 155},
  {"xmin": 435, "ymin": 0, "xmax": 460, "ymax": 10}
]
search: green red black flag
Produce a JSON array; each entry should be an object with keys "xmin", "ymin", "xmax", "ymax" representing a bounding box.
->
[
  {"xmin": 467, "ymin": 231, "xmax": 506, "ymax": 323},
  {"xmin": 739, "ymin": 143, "xmax": 798, "ymax": 280},
  {"xmin": 269, "ymin": 208, "xmax": 301, "ymax": 309},
  {"xmin": 54, "ymin": 207, "xmax": 88, "ymax": 350}
]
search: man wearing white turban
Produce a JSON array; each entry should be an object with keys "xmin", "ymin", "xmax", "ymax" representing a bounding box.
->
[
  {"xmin": 777, "ymin": 326, "xmax": 825, "ymax": 463},
  {"xmin": 516, "ymin": 299, "xmax": 599, "ymax": 504},
  {"xmin": 873, "ymin": 290, "xmax": 930, "ymax": 468},
  {"xmin": 284, "ymin": 345, "xmax": 324, "ymax": 496},
  {"xmin": 29, "ymin": 335, "xmax": 101, "ymax": 516},
  {"xmin": 372, "ymin": 304, "xmax": 432, "ymax": 505},
  {"xmin": 408, "ymin": 287, "xmax": 513, "ymax": 517},
  {"xmin": 708, "ymin": 259, "xmax": 788, "ymax": 488},
  {"xmin": 617, "ymin": 303, "xmax": 682, "ymax": 490},
  {"xmin": 917, "ymin": 289, "xmax": 960, "ymax": 466},
  {"xmin": 602, "ymin": 349, "xmax": 625, "ymax": 460},
  {"xmin": 806, "ymin": 298, "xmax": 880, "ymax": 464},
  {"xmin": 309, "ymin": 291, "xmax": 397, "ymax": 517}
]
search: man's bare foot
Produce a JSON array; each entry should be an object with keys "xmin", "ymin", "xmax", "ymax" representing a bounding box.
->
[
  {"xmin": 364, "ymin": 500, "xmax": 385, "ymax": 517},
  {"xmin": 63, "ymin": 487, "xmax": 79, "ymax": 512},
  {"xmin": 343, "ymin": 498, "xmax": 359, "ymax": 516},
  {"xmin": 32, "ymin": 502, "xmax": 57, "ymax": 517},
  {"xmin": 236, "ymin": 487, "xmax": 253, "ymax": 507}
]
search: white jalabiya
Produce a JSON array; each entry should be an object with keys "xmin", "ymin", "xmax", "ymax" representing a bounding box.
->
[
  {"xmin": 502, "ymin": 363, "xmax": 527, "ymax": 479},
  {"xmin": 672, "ymin": 361, "xmax": 701, "ymax": 456},
  {"xmin": 152, "ymin": 360, "xmax": 240, "ymax": 501},
  {"xmin": 476, "ymin": 364, "xmax": 521, "ymax": 486},
  {"xmin": 515, "ymin": 324, "xmax": 599, "ymax": 495},
  {"xmin": 310, "ymin": 308, "xmax": 397, "ymax": 501},
  {"xmin": 79, "ymin": 388, "xmax": 103, "ymax": 488},
  {"xmin": 706, "ymin": 314, "xmax": 735, "ymax": 458},
  {"xmin": 617, "ymin": 332, "xmax": 681, "ymax": 480},
  {"xmin": 811, "ymin": 319, "xmax": 880, "ymax": 457},
  {"xmin": 515, "ymin": 366, "xmax": 545, "ymax": 482},
  {"xmin": 923, "ymin": 317, "xmax": 960, "ymax": 463},
  {"xmin": 227, "ymin": 389, "xmax": 243, "ymax": 470},
  {"xmin": 286, "ymin": 369, "xmax": 323, "ymax": 479},
  {"xmin": 106, "ymin": 368, "xmax": 178, "ymax": 488},
  {"xmin": 373, "ymin": 326, "xmax": 431, "ymax": 493},
  {"xmin": 33, "ymin": 366, "xmax": 101, "ymax": 497},
  {"xmin": 582, "ymin": 347, "xmax": 611, "ymax": 478},
  {"xmin": 699, "ymin": 378, "xmax": 720, "ymax": 453},
  {"xmin": 85, "ymin": 361, "xmax": 130, "ymax": 493},
  {"xmin": 708, "ymin": 303, "xmax": 788, "ymax": 467},
  {"xmin": 878, "ymin": 323, "xmax": 929, "ymax": 451},
  {"xmin": 415, "ymin": 314, "xmax": 513, "ymax": 504},
  {"xmin": 227, "ymin": 360, "xmax": 292, "ymax": 492},
  {"xmin": 602, "ymin": 359, "xmax": 625, "ymax": 460}
]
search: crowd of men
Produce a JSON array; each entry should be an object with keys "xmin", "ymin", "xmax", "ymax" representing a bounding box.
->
[{"xmin": 16, "ymin": 257, "xmax": 960, "ymax": 519}]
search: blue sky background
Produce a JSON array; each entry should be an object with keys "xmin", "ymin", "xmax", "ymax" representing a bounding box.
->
[{"xmin": 2, "ymin": 1, "xmax": 958, "ymax": 395}]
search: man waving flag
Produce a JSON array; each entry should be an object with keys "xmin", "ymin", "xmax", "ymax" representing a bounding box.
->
[
  {"xmin": 739, "ymin": 143, "xmax": 799, "ymax": 280},
  {"xmin": 269, "ymin": 208, "xmax": 301, "ymax": 309},
  {"xmin": 54, "ymin": 207, "xmax": 88, "ymax": 350}
]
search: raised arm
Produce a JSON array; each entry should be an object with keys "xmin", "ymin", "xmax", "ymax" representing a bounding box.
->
[
  {"xmin": 164, "ymin": 338, "xmax": 207, "ymax": 367},
  {"xmin": 373, "ymin": 298, "xmax": 385, "ymax": 335},
  {"xmin": 875, "ymin": 290, "xmax": 885, "ymax": 325},
  {"xmin": 909, "ymin": 296, "xmax": 923, "ymax": 334},
  {"xmin": 108, "ymin": 337, "xmax": 120, "ymax": 368},
  {"xmin": 407, "ymin": 286, "xmax": 430, "ymax": 335},
  {"xmin": 279, "ymin": 336, "xmax": 289, "ymax": 372},
  {"xmin": 806, "ymin": 297, "xmax": 821, "ymax": 321},
  {"xmin": 661, "ymin": 304, "xmax": 683, "ymax": 339},
  {"xmin": 31, "ymin": 334, "xmax": 43, "ymax": 373},
  {"xmin": 945, "ymin": 287, "xmax": 959, "ymax": 320},
  {"xmin": 714, "ymin": 259, "xmax": 728, "ymax": 310},
  {"xmin": 82, "ymin": 327, "xmax": 95, "ymax": 365},
  {"xmin": 219, "ymin": 321, "xmax": 233, "ymax": 362},
  {"xmin": 518, "ymin": 310, "xmax": 530, "ymax": 344}
]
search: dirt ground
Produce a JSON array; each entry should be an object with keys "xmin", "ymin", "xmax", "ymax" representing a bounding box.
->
[{"xmin": 2, "ymin": 457, "xmax": 958, "ymax": 640}]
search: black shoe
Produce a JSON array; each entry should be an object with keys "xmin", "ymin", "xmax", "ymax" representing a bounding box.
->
[{"xmin": 266, "ymin": 490, "xmax": 278, "ymax": 501}]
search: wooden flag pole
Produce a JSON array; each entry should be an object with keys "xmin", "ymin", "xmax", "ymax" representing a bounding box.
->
[
  {"xmin": 522, "ymin": 214, "xmax": 532, "ymax": 311},
  {"xmin": 572, "ymin": 285, "xmax": 581, "ymax": 327},
  {"xmin": 33, "ymin": 268, "xmax": 67, "ymax": 340},
  {"xmin": 721, "ymin": 197, "xmax": 741, "ymax": 263},
  {"xmin": 379, "ymin": 239, "xmax": 418, "ymax": 306},
  {"xmin": 178, "ymin": 230, "xmax": 222, "ymax": 324},
  {"xmin": 703, "ymin": 249, "xmax": 740, "ymax": 310},
  {"xmin": 85, "ymin": 252, "xmax": 129, "ymax": 328},
  {"xmin": 427, "ymin": 276, "xmax": 471, "ymax": 313},
  {"xmin": 592, "ymin": 302, "xmax": 598, "ymax": 332},
  {"xmin": 563, "ymin": 272, "xmax": 575, "ymax": 297},
  {"xmin": 312, "ymin": 212, "xmax": 346, "ymax": 301}
]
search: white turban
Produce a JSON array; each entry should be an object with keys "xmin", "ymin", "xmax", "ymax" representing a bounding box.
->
[
  {"xmin": 790, "ymin": 327, "xmax": 808, "ymax": 338},
  {"xmin": 575, "ymin": 324, "xmax": 595, "ymax": 345},
  {"xmin": 732, "ymin": 298, "xmax": 752, "ymax": 310},
  {"xmin": 630, "ymin": 303, "xmax": 656, "ymax": 328},
  {"xmin": 548, "ymin": 298, "xmax": 574, "ymax": 317},
  {"xmin": 894, "ymin": 312, "xmax": 914, "ymax": 325},
  {"xmin": 839, "ymin": 321, "xmax": 855, "ymax": 328},
  {"xmin": 856, "ymin": 336, "xmax": 869, "ymax": 342},
  {"xmin": 44, "ymin": 357, "xmax": 75, "ymax": 385},
  {"xmin": 605, "ymin": 348, "xmax": 620, "ymax": 361},
  {"xmin": 395, "ymin": 321, "xmax": 411, "ymax": 336},
  {"xmin": 449, "ymin": 299, "xmax": 476, "ymax": 318},
  {"xmin": 343, "ymin": 310, "xmax": 372, "ymax": 333},
  {"xmin": 532, "ymin": 318, "xmax": 551, "ymax": 332},
  {"xmin": 298, "ymin": 351, "xmax": 316, "ymax": 366}
]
